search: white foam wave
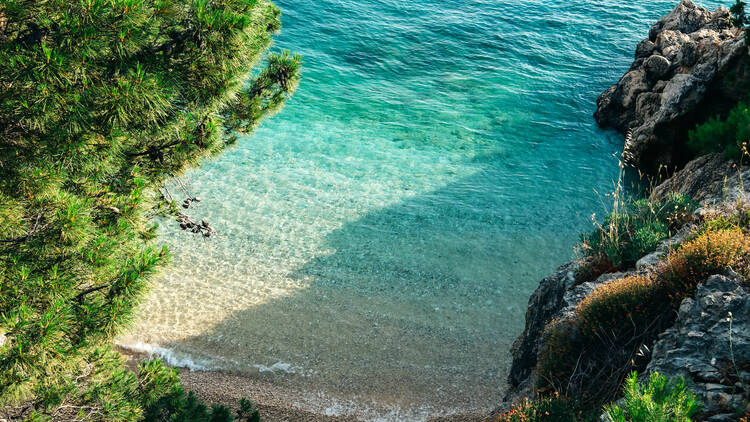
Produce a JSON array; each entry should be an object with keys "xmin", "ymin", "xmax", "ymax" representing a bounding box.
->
[
  {"xmin": 253, "ymin": 361, "xmax": 313, "ymax": 376},
  {"xmin": 118, "ymin": 341, "xmax": 214, "ymax": 371}
]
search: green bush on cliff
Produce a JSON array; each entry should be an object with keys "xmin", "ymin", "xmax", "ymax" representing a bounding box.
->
[
  {"xmin": 0, "ymin": 0, "xmax": 300, "ymax": 419},
  {"xmin": 732, "ymin": 0, "xmax": 749, "ymax": 28},
  {"xmin": 604, "ymin": 372, "xmax": 701, "ymax": 422},
  {"xmin": 580, "ymin": 193, "xmax": 696, "ymax": 270},
  {"xmin": 687, "ymin": 101, "xmax": 750, "ymax": 159},
  {"xmin": 494, "ymin": 373, "xmax": 698, "ymax": 422}
]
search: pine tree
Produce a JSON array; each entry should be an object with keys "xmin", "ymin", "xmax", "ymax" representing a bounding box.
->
[
  {"xmin": 0, "ymin": 0, "xmax": 300, "ymax": 419},
  {"xmin": 732, "ymin": 0, "xmax": 748, "ymax": 28}
]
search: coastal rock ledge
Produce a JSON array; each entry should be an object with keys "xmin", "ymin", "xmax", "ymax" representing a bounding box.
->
[
  {"xmin": 501, "ymin": 154, "xmax": 750, "ymax": 419},
  {"xmin": 594, "ymin": 0, "xmax": 748, "ymax": 172}
]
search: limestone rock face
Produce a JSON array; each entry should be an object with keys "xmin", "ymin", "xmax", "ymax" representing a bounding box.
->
[
  {"xmin": 650, "ymin": 153, "xmax": 750, "ymax": 205},
  {"xmin": 506, "ymin": 262, "xmax": 578, "ymax": 396},
  {"xmin": 647, "ymin": 275, "xmax": 750, "ymax": 419},
  {"xmin": 594, "ymin": 0, "xmax": 747, "ymax": 172}
]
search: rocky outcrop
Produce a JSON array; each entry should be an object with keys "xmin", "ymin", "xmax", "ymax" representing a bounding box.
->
[
  {"xmin": 507, "ymin": 263, "xmax": 578, "ymax": 393},
  {"xmin": 594, "ymin": 0, "xmax": 748, "ymax": 172},
  {"xmin": 650, "ymin": 153, "xmax": 750, "ymax": 206},
  {"xmin": 505, "ymin": 153, "xmax": 750, "ymax": 410},
  {"xmin": 647, "ymin": 274, "xmax": 750, "ymax": 419},
  {"xmin": 505, "ymin": 263, "xmax": 636, "ymax": 402}
]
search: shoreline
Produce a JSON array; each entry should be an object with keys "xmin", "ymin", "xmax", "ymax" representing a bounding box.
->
[{"xmin": 119, "ymin": 347, "xmax": 486, "ymax": 422}]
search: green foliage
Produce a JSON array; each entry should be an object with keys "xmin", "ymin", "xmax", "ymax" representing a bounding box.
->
[
  {"xmin": 496, "ymin": 374, "xmax": 698, "ymax": 422},
  {"xmin": 138, "ymin": 360, "xmax": 254, "ymax": 422},
  {"xmin": 0, "ymin": 0, "xmax": 299, "ymax": 419},
  {"xmin": 732, "ymin": 0, "xmax": 749, "ymax": 28},
  {"xmin": 580, "ymin": 193, "xmax": 696, "ymax": 269},
  {"xmin": 687, "ymin": 101, "xmax": 750, "ymax": 159},
  {"xmin": 604, "ymin": 372, "xmax": 701, "ymax": 422}
]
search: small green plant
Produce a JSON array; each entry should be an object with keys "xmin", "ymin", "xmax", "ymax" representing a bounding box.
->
[
  {"xmin": 603, "ymin": 372, "xmax": 701, "ymax": 422},
  {"xmin": 731, "ymin": 0, "xmax": 750, "ymax": 49},
  {"xmin": 580, "ymin": 194, "xmax": 696, "ymax": 269},
  {"xmin": 139, "ymin": 360, "xmax": 261, "ymax": 422},
  {"xmin": 687, "ymin": 102, "xmax": 750, "ymax": 159}
]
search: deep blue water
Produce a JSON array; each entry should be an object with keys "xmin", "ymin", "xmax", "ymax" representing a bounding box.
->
[{"xmin": 122, "ymin": 1, "xmax": 725, "ymax": 419}]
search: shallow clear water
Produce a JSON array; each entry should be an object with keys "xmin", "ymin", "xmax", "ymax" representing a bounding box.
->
[{"xmin": 120, "ymin": 0, "xmax": 724, "ymax": 419}]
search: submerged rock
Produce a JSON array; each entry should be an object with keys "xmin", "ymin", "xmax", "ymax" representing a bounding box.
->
[{"xmin": 594, "ymin": 0, "xmax": 747, "ymax": 172}]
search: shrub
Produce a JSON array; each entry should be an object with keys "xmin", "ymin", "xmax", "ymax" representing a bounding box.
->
[
  {"xmin": 687, "ymin": 101, "xmax": 750, "ymax": 159},
  {"xmin": 732, "ymin": 0, "xmax": 749, "ymax": 28},
  {"xmin": 139, "ymin": 360, "xmax": 260, "ymax": 422},
  {"xmin": 537, "ymin": 319, "xmax": 583, "ymax": 393},
  {"xmin": 577, "ymin": 275, "xmax": 664, "ymax": 340},
  {"xmin": 603, "ymin": 372, "xmax": 701, "ymax": 422},
  {"xmin": 581, "ymin": 194, "xmax": 696, "ymax": 270},
  {"xmin": 492, "ymin": 393, "xmax": 592, "ymax": 422},
  {"xmin": 660, "ymin": 227, "xmax": 747, "ymax": 303}
]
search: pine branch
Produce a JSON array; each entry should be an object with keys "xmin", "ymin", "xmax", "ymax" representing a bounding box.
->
[
  {"xmin": 74, "ymin": 284, "xmax": 111, "ymax": 302},
  {"xmin": 125, "ymin": 140, "xmax": 182, "ymax": 158}
]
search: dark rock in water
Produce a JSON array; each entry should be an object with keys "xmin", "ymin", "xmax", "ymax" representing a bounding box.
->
[
  {"xmin": 594, "ymin": 0, "xmax": 747, "ymax": 173},
  {"xmin": 647, "ymin": 274, "xmax": 750, "ymax": 418}
]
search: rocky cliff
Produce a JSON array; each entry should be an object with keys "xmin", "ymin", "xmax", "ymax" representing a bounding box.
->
[
  {"xmin": 594, "ymin": 0, "xmax": 749, "ymax": 173},
  {"xmin": 503, "ymin": 1, "xmax": 750, "ymax": 418},
  {"xmin": 504, "ymin": 153, "xmax": 750, "ymax": 420}
]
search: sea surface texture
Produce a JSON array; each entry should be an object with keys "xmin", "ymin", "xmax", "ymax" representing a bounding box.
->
[{"xmin": 120, "ymin": 0, "xmax": 724, "ymax": 419}]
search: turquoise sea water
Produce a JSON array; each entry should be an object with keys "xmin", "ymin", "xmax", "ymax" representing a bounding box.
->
[{"xmin": 121, "ymin": 0, "xmax": 724, "ymax": 419}]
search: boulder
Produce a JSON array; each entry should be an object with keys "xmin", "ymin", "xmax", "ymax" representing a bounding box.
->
[
  {"xmin": 595, "ymin": 0, "xmax": 747, "ymax": 173},
  {"xmin": 644, "ymin": 54, "xmax": 672, "ymax": 80}
]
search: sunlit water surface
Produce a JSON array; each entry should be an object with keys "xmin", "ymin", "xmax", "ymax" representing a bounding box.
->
[{"xmin": 120, "ymin": 0, "xmax": 724, "ymax": 419}]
